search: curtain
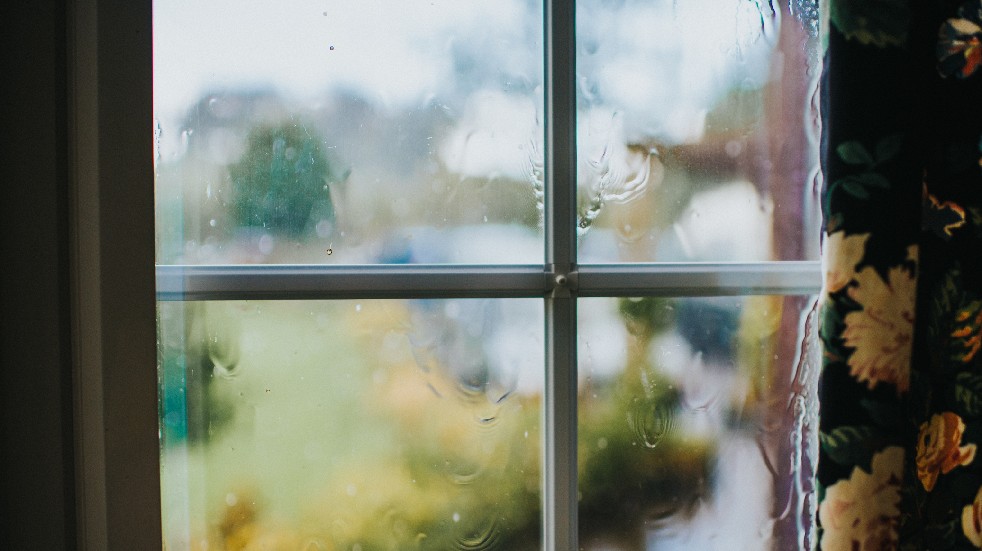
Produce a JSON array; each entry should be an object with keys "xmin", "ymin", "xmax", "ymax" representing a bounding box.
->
[{"xmin": 818, "ymin": 0, "xmax": 982, "ymax": 548}]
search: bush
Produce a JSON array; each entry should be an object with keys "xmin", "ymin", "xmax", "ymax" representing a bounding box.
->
[{"xmin": 228, "ymin": 121, "xmax": 335, "ymax": 238}]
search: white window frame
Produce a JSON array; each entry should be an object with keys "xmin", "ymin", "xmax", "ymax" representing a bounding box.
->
[{"xmin": 71, "ymin": 0, "xmax": 821, "ymax": 548}]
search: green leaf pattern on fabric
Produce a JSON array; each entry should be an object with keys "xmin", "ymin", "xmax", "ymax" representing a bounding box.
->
[
  {"xmin": 820, "ymin": 425, "xmax": 886, "ymax": 471},
  {"xmin": 952, "ymin": 372, "xmax": 982, "ymax": 417},
  {"xmin": 830, "ymin": 0, "xmax": 910, "ymax": 47},
  {"xmin": 838, "ymin": 141, "xmax": 877, "ymax": 166},
  {"xmin": 928, "ymin": 268, "xmax": 982, "ymax": 367},
  {"xmin": 829, "ymin": 136, "xmax": 905, "ymax": 202}
]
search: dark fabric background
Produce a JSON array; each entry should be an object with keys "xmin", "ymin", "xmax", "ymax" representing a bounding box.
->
[{"xmin": 819, "ymin": 0, "xmax": 982, "ymax": 548}]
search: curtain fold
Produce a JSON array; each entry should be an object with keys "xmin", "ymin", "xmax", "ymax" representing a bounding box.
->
[{"xmin": 818, "ymin": 0, "xmax": 982, "ymax": 548}]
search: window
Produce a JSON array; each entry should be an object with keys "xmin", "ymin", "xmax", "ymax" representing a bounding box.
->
[{"xmin": 76, "ymin": 0, "xmax": 823, "ymax": 549}]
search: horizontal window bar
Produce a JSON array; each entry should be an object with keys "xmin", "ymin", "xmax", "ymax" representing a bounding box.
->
[
  {"xmin": 156, "ymin": 264, "xmax": 549, "ymax": 301},
  {"xmin": 576, "ymin": 261, "xmax": 822, "ymax": 297},
  {"xmin": 156, "ymin": 261, "xmax": 822, "ymax": 301}
]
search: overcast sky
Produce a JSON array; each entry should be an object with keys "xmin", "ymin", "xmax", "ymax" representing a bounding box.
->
[
  {"xmin": 153, "ymin": 0, "xmax": 781, "ymax": 137},
  {"xmin": 154, "ymin": 0, "xmax": 538, "ymax": 118}
]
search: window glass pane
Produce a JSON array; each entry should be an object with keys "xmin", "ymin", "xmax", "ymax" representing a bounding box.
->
[
  {"xmin": 577, "ymin": 295, "xmax": 819, "ymax": 549},
  {"xmin": 158, "ymin": 299, "xmax": 544, "ymax": 549},
  {"xmin": 154, "ymin": 1, "xmax": 544, "ymax": 265},
  {"xmin": 575, "ymin": 1, "xmax": 822, "ymax": 263}
]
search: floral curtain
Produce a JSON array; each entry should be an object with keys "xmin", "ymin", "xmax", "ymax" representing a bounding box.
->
[{"xmin": 818, "ymin": 0, "xmax": 982, "ymax": 548}]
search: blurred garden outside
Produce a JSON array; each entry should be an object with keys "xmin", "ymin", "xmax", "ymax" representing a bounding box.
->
[{"xmin": 154, "ymin": 1, "xmax": 823, "ymax": 549}]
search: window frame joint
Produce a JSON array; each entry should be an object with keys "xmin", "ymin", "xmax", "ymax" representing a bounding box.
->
[{"xmin": 546, "ymin": 264, "xmax": 578, "ymax": 298}]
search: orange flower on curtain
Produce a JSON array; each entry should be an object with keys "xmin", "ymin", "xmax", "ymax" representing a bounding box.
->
[{"xmin": 916, "ymin": 412, "xmax": 977, "ymax": 491}]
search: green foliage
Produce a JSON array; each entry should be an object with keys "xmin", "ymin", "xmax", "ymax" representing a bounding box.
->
[
  {"xmin": 577, "ymin": 376, "xmax": 708, "ymax": 541},
  {"xmin": 830, "ymin": 135, "xmax": 903, "ymax": 201},
  {"xmin": 836, "ymin": 135, "xmax": 902, "ymax": 168},
  {"xmin": 930, "ymin": 269, "xmax": 963, "ymax": 341},
  {"xmin": 951, "ymin": 372, "xmax": 982, "ymax": 418},
  {"xmin": 820, "ymin": 292, "xmax": 859, "ymax": 362},
  {"xmin": 228, "ymin": 122, "xmax": 335, "ymax": 238},
  {"xmin": 928, "ymin": 267, "xmax": 982, "ymax": 369},
  {"xmin": 819, "ymin": 425, "xmax": 885, "ymax": 472},
  {"xmin": 837, "ymin": 141, "xmax": 875, "ymax": 167},
  {"xmin": 830, "ymin": 0, "xmax": 909, "ymax": 47},
  {"xmin": 617, "ymin": 297, "xmax": 676, "ymax": 338},
  {"xmin": 839, "ymin": 174, "xmax": 890, "ymax": 199}
]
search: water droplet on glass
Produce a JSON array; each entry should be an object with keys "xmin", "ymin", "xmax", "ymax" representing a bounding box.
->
[
  {"xmin": 476, "ymin": 414, "xmax": 498, "ymax": 426},
  {"xmin": 454, "ymin": 515, "xmax": 502, "ymax": 550},
  {"xmin": 629, "ymin": 402, "xmax": 676, "ymax": 449},
  {"xmin": 208, "ymin": 322, "xmax": 239, "ymax": 379},
  {"xmin": 522, "ymin": 136, "xmax": 545, "ymax": 224},
  {"xmin": 153, "ymin": 119, "xmax": 161, "ymax": 164},
  {"xmin": 578, "ymin": 114, "xmax": 653, "ymax": 236},
  {"xmin": 258, "ymin": 233, "xmax": 274, "ymax": 255}
]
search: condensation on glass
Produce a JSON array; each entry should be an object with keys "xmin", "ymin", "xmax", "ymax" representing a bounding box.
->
[
  {"xmin": 158, "ymin": 299, "xmax": 544, "ymax": 549},
  {"xmin": 577, "ymin": 296, "xmax": 820, "ymax": 550},
  {"xmin": 153, "ymin": 1, "xmax": 544, "ymax": 265},
  {"xmin": 575, "ymin": 1, "xmax": 823, "ymax": 263}
]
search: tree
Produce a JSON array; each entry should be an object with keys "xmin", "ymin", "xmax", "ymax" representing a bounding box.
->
[{"xmin": 228, "ymin": 121, "xmax": 335, "ymax": 238}]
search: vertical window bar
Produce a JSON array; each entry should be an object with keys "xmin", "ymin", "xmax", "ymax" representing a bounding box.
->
[
  {"xmin": 544, "ymin": 3, "xmax": 577, "ymax": 269},
  {"xmin": 544, "ymin": 295, "xmax": 577, "ymax": 550},
  {"xmin": 543, "ymin": 1, "xmax": 578, "ymax": 550}
]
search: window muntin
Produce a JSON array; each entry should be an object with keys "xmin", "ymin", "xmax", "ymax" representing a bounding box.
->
[{"xmin": 153, "ymin": 1, "xmax": 823, "ymax": 550}]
